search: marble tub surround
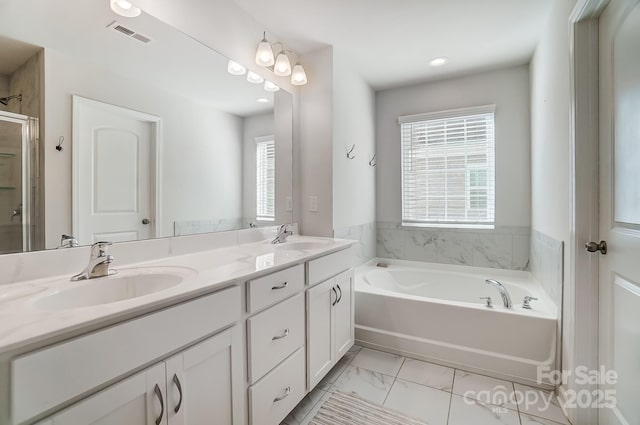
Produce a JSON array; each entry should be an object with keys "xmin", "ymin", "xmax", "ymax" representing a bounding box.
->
[
  {"xmin": 529, "ymin": 229, "xmax": 564, "ymax": 308},
  {"xmin": 333, "ymin": 222, "xmax": 376, "ymax": 266},
  {"xmin": 376, "ymin": 222, "xmax": 530, "ymax": 271},
  {"xmin": 282, "ymin": 346, "xmax": 570, "ymax": 425},
  {"xmin": 0, "ymin": 231, "xmax": 354, "ymax": 355}
]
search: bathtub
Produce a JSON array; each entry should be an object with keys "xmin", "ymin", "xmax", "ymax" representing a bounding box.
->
[{"xmin": 355, "ymin": 259, "xmax": 557, "ymax": 387}]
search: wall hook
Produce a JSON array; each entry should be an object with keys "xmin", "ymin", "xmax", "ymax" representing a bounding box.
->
[
  {"xmin": 55, "ymin": 136, "xmax": 64, "ymax": 152},
  {"xmin": 369, "ymin": 153, "xmax": 377, "ymax": 167},
  {"xmin": 346, "ymin": 144, "xmax": 356, "ymax": 160}
]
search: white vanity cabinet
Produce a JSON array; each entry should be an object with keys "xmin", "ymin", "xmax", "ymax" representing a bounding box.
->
[
  {"xmin": 306, "ymin": 267, "xmax": 354, "ymax": 389},
  {"xmin": 38, "ymin": 326, "xmax": 243, "ymax": 425}
]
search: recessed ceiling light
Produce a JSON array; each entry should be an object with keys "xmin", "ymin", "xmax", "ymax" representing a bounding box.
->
[
  {"xmin": 227, "ymin": 60, "xmax": 246, "ymax": 76},
  {"xmin": 110, "ymin": 0, "xmax": 141, "ymax": 17},
  {"xmin": 247, "ymin": 71, "xmax": 264, "ymax": 84},
  {"xmin": 264, "ymin": 81, "xmax": 280, "ymax": 92},
  {"xmin": 256, "ymin": 97, "xmax": 270, "ymax": 103},
  {"xmin": 429, "ymin": 57, "xmax": 449, "ymax": 67}
]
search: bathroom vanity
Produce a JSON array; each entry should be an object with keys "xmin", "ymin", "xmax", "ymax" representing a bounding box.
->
[{"xmin": 0, "ymin": 234, "xmax": 355, "ymax": 425}]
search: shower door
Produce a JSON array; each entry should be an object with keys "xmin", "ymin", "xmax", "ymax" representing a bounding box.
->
[{"xmin": 0, "ymin": 111, "xmax": 33, "ymax": 253}]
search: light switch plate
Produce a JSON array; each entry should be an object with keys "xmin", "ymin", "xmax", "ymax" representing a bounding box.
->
[
  {"xmin": 309, "ymin": 196, "xmax": 318, "ymax": 212},
  {"xmin": 286, "ymin": 196, "xmax": 293, "ymax": 212}
]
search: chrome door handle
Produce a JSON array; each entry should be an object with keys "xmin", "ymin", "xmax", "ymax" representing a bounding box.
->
[
  {"xmin": 336, "ymin": 284, "xmax": 342, "ymax": 304},
  {"xmin": 272, "ymin": 328, "xmax": 290, "ymax": 340},
  {"xmin": 153, "ymin": 384, "xmax": 164, "ymax": 425},
  {"xmin": 172, "ymin": 373, "xmax": 183, "ymax": 414},
  {"xmin": 272, "ymin": 281, "xmax": 288, "ymax": 290},
  {"xmin": 332, "ymin": 286, "xmax": 338, "ymax": 306},
  {"xmin": 273, "ymin": 386, "xmax": 291, "ymax": 403},
  {"xmin": 585, "ymin": 240, "xmax": 607, "ymax": 255},
  {"xmin": 142, "ymin": 218, "xmax": 150, "ymax": 225}
]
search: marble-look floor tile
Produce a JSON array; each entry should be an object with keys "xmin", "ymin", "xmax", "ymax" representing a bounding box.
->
[
  {"xmin": 281, "ymin": 387, "xmax": 326, "ymax": 425},
  {"xmin": 316, "ymin": 361, "xmax": 349, "ymax": 391},
  {"xmin": 520, "ymin": 413, "xmax": 569, "ymax": 425},
  {"xmin": 452, "ymin": 371, "xmax": 518, "ymax": 410},
  {"xmin": 514, "ymin": 383, "xmax": 570, "ymax": 425},
  {"xmin": 350, "ymin": 347, "xmax": 405, "ymax": 376},
  {"xmin": 448, "ymin": 395, "xmax": 520, "ymax": 425},
  {"xmin": 329, "ymin": 365, "xmax": 395, "ymax": 405},
  {"xmin": 338, "ymin": 344, "xmax": 362, "ymax": 365},
  {"xmin": 396, "ymin": 358, "xmax": 454, "ymax": 392},
  {"xmin": 297, "ymin": 390, "xmax": 332, "ymax": 425},
  {"xmin": 383, "ymin": 379, "xmax": 451, "ymax": 425}
]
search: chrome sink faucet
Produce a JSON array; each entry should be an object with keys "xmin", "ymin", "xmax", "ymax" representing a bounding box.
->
[
  {"xmin": 271, "ymin": 224, "xmax": 293, "ymax": 244},
  {"xmin": 72, "ymin": 241, "xmax": 117, "ymax": 281},
  {"xmin": 485, "ymin": 279, "xmax": 512, "ymax": 308}
]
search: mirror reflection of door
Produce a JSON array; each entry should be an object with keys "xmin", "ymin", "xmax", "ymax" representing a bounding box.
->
[{"xmin": 72, "ymin": 96, "xmax": 160, "ymax": 245}]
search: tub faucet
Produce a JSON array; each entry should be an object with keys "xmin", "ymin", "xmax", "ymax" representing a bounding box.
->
[
  {"xmin": 271, "ymin": 224, "xmax": 293, "ymax": 244},
  {"xmin": 485, "ymin": 279, "xmax": 512, "ymax": 308},
  {"xmin": 71, "ymin": 241, "xmax": 116, "ymax": 281}
]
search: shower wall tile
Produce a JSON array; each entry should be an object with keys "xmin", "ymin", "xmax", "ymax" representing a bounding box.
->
[
  {"xmin": 174, "ymin": 217, "xmax": 244, "ymax": 236},
  {"xmin": 529, "ymin": 230, "xmax": 563, "ymax": 307},
  {"xmin": 334, "ymin": 222, "xmax": 376, "ymax": 266},
  {"xmin": 375, "ymin": 223, "xmax": 531, "ymax": 271}
]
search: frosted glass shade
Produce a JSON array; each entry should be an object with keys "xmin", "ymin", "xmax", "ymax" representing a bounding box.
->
[
  {"xmin": 227, "ymin": 60, "xmax": 247, "ymax": 76},
  {"xmin": 291, "ymin": 63, "xmax": 308, "ymax": 85},
  {"xmin": 255, "ymin": 40, "xmax": 275, "ymax": 67},
  {"xmin": 274, "ymin": 53, "xmax": 292, "ymax": 77}
]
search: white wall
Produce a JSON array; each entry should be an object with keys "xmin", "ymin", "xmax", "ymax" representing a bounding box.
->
[
  {"xmin": 242, "ymin": 112, "xmax": 274, "ymax": 221},
  {"xmin": 332, "ymin": 51, "xmax": 376, "ymax": 230},
  {"xmin": 376, "ymin": 65, "xmax": 531, "ymax": 228},
  {"xmin": 44, "ymin": 49, "xmax": 243, "ymax": 247}
]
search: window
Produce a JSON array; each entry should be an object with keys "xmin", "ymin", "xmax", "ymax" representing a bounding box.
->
[
  {"xmin": 256, "ymin": 136, "xmax": 275, "ymax": 221},
  {"xmin": 399, "ymin": 105, "xmax": 495, "ymax": 228}
]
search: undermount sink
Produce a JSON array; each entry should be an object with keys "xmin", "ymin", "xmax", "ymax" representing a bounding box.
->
[
  {"xmin": 275, "ymin": 240, "xmax": 332, "ymax": 251},
  {"xmin": 34, "ymin": 267, "xmax": 197, "ymax": 310}
]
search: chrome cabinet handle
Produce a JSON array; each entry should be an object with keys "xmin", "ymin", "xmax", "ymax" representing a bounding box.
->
[
  {"xmin": 273, "ymin": 386, "xmax": 291, "ymax": 403},
  {"xmin": 172, "ymin": 373, "xmax": 183, "ymax": 414},
  {"xmin": 272, "ymin": 328, "xmax": 290, "ymax": 340},
  {"xmin": 272, "ymin": 281, "xmax": 288, "ymax": 290},
  {"xmin": 153, "ymin": 384, "xmax": 164, "ymax": 425},
  {"xmin": 332, "ymin": 286, "xmax": 338, "ymax": 306},
  {"xmin": 336, "ymin": 284, "xmax": 342, "ymax": 304}
]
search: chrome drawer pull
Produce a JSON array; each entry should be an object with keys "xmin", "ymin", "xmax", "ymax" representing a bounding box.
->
[
  {"xmin": 332, "ymin": 286, "xmax": 338, "ymax": 306},
  {"xmin": 173, "ymin": 373, "xmax": 183, "ymax": 413},
  {"xmin": 273, "ymin": 386, "xmax": 291, "ymax": 403},
  {"xmin": 336, "ymin": 284, "xmax": 342, "ymax": 304},
  {"xmin": 272, "ymin": 281, "xmax": 289, "ymax": 290},
  {"xmin": 272, "ymin": 328, "xmax": 290, "ymax": 340}
]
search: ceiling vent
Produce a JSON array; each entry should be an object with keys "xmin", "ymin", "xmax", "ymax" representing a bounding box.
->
[{"xmin": 107, "ymin": 21, "xmax": 152, "ymax": 44}]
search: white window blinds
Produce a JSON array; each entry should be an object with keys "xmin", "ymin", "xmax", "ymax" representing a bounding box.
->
[
  {"xmin": 399, "ymin": 105, "xmax": 495, "ymax": 228},
  {"xmin": 256, "ymin": 136, "xmax": 275, "ymax": 221}
]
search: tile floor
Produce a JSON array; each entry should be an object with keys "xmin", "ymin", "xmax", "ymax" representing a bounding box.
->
[{"xmin": 281, "ymin": 346, "xmax": 571, "ymax": 425}]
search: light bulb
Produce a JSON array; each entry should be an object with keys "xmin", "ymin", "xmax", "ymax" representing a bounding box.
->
[
  {"xmin": 247, "ymin": 71, "xmax": 264, "ymax": 84},
  {"xmin": 264, "ymin": 81, "xmax": 280, "ymax": 92},
  {"xmin": 291, "ymin": 63, "xmax": 307, "ymax": 85},
  {"xmin": 255, "ymin": 37, "xmax": 275, "ymax": 67},
  {"xmin": 110, "ymin": 0, "xmax": 141, "ymax": 17},
  {"xmin": 227, "ymin": 60, "xmax": 247, "ymax": 76},
  {"xmin": 274, "ymin": 52, "xmax": 292, "ymax": 77}
]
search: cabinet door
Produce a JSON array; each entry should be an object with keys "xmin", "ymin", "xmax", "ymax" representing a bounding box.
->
[
  {"xmin": 45, "ymin": 363, "xmax": 166, "ymax": 425},
  {"xmin": 165, "ymin": 326, "xmax": 243, "ymax": 425},
  {"xmin": 306, "ymin": 278, "xmax": 336, "ymax": 389},
  {"xmin": 334, "ymin": 270, "xmax": 354, "ymax": 360}
]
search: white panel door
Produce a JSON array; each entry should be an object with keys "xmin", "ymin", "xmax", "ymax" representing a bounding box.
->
[
  {"xmin": 164, "ymin": 326, "xmax": 243, "ymax": 425},
  {"xmin": 307, "ymin": 278, "xmax": 336, "ymax": 390},
  {"xmin": 334, "ymin": 270, "xmax": 354, "ymax": 359},
  {"xmin": 599, "ymin": 2, "xmax": 640, "ymax": 424},
  {"xmin": 74, "ymin": 97, "xmax": 155, "ymax": 245},
  {"xmin": 45, "ymin": 363, "xmax": 166, "ymax": 425}
]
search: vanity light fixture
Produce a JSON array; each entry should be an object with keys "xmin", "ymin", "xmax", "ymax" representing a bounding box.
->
[
  {"xmin": 254, "ymin": 33, "xmax": 308, "ymax": 85},
  {"xmin": 110, "ymin": 0, "xmax": 141, "ymax": 17},
  {"xmin": 264, "ymin": 81, "xmax": 280, "ymax": 92},
  {"xmin": 247, "ymin": 71, "xmax": 264, "ymax": 84},
  {"xmin": 227, "ymin": 60, "xmax": 247, "ymax": 76},
  {"xmin": 255, "ymin": 32, "xmax": 275, "ymax": 67},
  {"xmin": 429, "ymin": 57, "xmax": 449, "ymax": 67}
]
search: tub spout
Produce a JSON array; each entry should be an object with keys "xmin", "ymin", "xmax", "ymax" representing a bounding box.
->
[{"xmin": 485, "ymin": 279, "xmax": 512, "ymax": 308}]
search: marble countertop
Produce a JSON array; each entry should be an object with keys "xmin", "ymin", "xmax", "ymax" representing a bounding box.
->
[{"xmin": 0, "ymin": 236, "xmax": 355, "ymax": 356}]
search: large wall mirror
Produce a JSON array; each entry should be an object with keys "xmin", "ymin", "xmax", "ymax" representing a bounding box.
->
[{"xmin": 0, "ymin": 0, "xmax": 294, "ymax": 254}]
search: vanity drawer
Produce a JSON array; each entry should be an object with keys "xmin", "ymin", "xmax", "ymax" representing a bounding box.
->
[
  {"xmin": 307, "ymin": 249, "xmax": 352, "ymax": 287},
  {"xmin": 11, "ymin": 286, "xmax": 241, "ymax": 425},
  {"xmin": 249, "ymin": 347, "xmax": 306, "ymax": 425},
  {"xmin": 247, "ymin": 293, "xmax": 304, "ymax": 383},
  {"xmin": 246, "ymin": 264, "xmax": 304, "ymax": 313}
]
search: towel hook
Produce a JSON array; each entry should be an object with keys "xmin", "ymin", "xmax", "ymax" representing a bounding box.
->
[
  {"xmin": 369, "ymin": 153, "xmax": 376, "ymax": 167},
  {"xmin": 55, "ymin": 136, "xmax": 64, "ymax": 152},
  {"xmin": 346, "ymin": 144, "xmax": 356, "ymax": 160}
]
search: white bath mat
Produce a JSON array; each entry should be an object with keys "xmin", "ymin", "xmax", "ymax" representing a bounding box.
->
[{"xmin": 309, "ymin": 391, "xmax": 426, "ymax": 425}]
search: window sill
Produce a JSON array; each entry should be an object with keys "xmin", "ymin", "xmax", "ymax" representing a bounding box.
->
[{"xmin": 401, "ymin": 222, "xmax": 495, "ymax": 230}]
